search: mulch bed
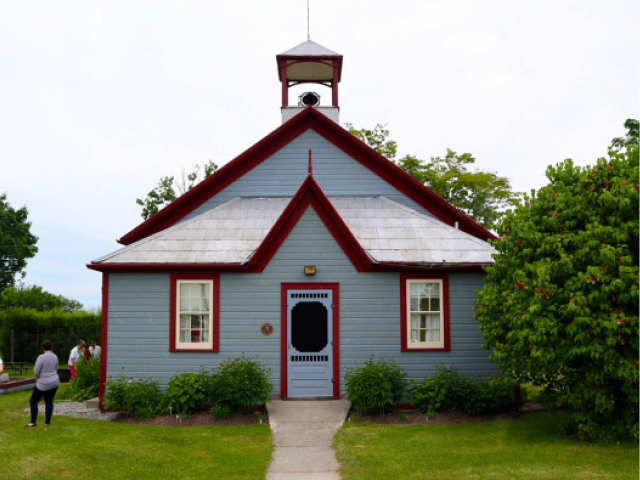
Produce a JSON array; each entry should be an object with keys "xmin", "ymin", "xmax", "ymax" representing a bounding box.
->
[
  {"xmin": 350, "ymin": 409, "xmax": 523, "ymax": 425},
  {"xmin": 113, "ymin": 411, "xmax": 267, "ymax": 427},
  {"xmin": 110, "ymin": 401, "xmax": 545, "ymax": 427},
  {"xmin": 349, "ymin": 401, "xmax": 546, "ymax": 425}
]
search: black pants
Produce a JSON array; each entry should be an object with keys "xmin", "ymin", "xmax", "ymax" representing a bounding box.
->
[{"xmin": 30, "ymin": 386, "xmax": 58, "ymax": 425}]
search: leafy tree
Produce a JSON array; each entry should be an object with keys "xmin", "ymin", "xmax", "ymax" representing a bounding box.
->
[
  {"xmin": 345, "ymin": 123, "xmax": 398, "ymax": 161},
  {"xmin": 346, "ymin": 124, "xmax": 518, "ymax": 230},
  {"xmin": 399, "ymin": 150, "xmax": 518, "ymax": 230},
  {"xmin": 0, "ymin": 193, "xmax": 38, "ymax": 294},
  {"xmin": 474, "ymin": 119, "xmax": 639, "ymax": 442},
  {"xmin": 0, "ymin": 283, "xmax": 83, "ymax": 312},
  {"xmin": 136, "ymin": 160, "xmax": 218, "ymax": 220}
]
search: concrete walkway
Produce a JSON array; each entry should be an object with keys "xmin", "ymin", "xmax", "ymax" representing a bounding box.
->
[{"xmin": 266, "ymin": 399, "xmax": 351, "ymax": 480}]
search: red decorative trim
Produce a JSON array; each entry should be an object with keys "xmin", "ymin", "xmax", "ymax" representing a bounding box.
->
[
  {"xmin": 249, "ymin": 175, "xmax": 371, "ymax": 273},
  {"xmin": 169, "ymin": 273, "xmax": 220, "ymax": 353},
  {"xmin": 280, "ymin": 287, "xmax": 287, "ymax": 398},
  {"xmin": 332, "ymin": 60, "xmax": 339, "ymax": 107},
  {"xmin": 98, "ymin": 273, "xmax": 108, "ymax": 410},
  {"xmin": 117, "ymin": 107, "xmax": 494, "ymax": 246},
  {"xmin": 400, "ymin": 273, "xmax": 451, "ymax": 352},
  {"xmin": 280, "ymin": 283, "xmax": 340, "ymax": 399}
]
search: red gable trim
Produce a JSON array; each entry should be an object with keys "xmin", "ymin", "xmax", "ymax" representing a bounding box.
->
[
  {"xmin": 249, "ymin": 174, "xmax": 371, "ymax": 273},
  {"xmin": 118, "ymin": 107, "xmax": 494, "ymax": 246}
]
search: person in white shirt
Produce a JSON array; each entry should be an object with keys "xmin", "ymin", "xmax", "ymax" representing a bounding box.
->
[
  {"xmin": 67, "ymin": 340, "xmax": 85, "ymax": 384},
  {"xmin": 88, "ymin": 341, "xmax": 101, "ymax": 360}
]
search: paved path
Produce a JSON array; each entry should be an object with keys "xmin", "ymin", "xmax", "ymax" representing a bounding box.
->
[{"xmin": 266, "ymin": 399, "xmax": 351, "ymax": 480}]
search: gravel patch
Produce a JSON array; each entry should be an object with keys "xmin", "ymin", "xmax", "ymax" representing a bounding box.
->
[{"xmin": 24, "ymin": 401, "xmax": 119, "ymax": 421}]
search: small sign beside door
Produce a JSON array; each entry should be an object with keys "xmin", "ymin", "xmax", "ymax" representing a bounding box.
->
[{"xmin": 261, "ymin": 323, "xmax": 274, "ymax": 336}]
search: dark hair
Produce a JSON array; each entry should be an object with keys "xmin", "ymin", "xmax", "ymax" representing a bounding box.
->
[
  {"xmin": 78, "ymin": 340, "xmax": 86, "ymax": 346},
  {"xmin": 41, "ymin": 340, "xmax": 53, "ymax": 351}
]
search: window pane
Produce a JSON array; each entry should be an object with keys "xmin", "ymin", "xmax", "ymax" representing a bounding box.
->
[
  {"xmin": 410, "ymin": 297, "xmax": 419, "ymax": 311},
  {"xmin": 201, "ymin": 330, "xmax": 209, "ymax": 342},
  {"xmin": 431, "ymin": 297, "xmax": 440, "ymax": 311},
  {"xmin": 191, "ymin": 330, "xmax": 201, "ymax": 342},
  {"xmin": 430, "ymin": 329, "xmax": 440, "ymax": 342},
  {"xmin": 411, "ymin": 330, "xmax": 418, "ymax": 342},
  {"xmin": 419, "ymin": 329, "xmax": 426, "ymax": 342},
  {"xmin": 180, "ymin": 329, "xmax": 190, "ymax": 343},
  {"xmin": 200, "ymin": 297, "xmax": 209, "ymax": 312},
  {"xmin": 419, "ymin": 297, "xmax": 430, "ymax": 311},
  {"xmin": 429, "ymin": 315, "xmax": 440, "ymax": 329},
  {"xmin": 410, "ymin": 283, "xmax": 420, "ymax": 296},
  {"xmin": 420, "ymin": 315, "xmax": 427, "ymax": 329},
  {"xmin": 180, "ymin": 315, "xmax": 190, "ymax": 328},
  {"xmin": 411, "ymin": 315, "xmax": 420, "ymax": 329},
  {"xmin": 430, "ymin": 282, "xmax": 439, "ymax": 297}
]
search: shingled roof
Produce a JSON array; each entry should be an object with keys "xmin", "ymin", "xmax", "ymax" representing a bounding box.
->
[{"xmin": 91, "ymin": 194, "xmax": 496, "ymax": 269}]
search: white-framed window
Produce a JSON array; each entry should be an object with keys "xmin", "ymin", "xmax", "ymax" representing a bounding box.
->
[
  {"xmin": 406, "ymin": 279, "xmax": 445, "ymax": 349},
  {"xmin": 175, "ymin": 280, "xmax": 214, "ymax": 350}
]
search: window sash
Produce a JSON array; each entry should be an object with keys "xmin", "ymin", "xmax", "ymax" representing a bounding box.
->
[
  {"xmin": 406, "ymin": 280, "xmax": 444, "ymax": 349},
  {"xmin": 175, "ymin": 280, "xmax": 214, "ymax": 349}
]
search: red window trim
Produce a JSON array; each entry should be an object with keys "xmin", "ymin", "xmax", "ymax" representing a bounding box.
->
[
  {"xmin": 169, "ymin": 273, "xmax": 220, "ymax": 353},
  {"xmin": 400, "ymin": 273, "xmax": 451, "ymax": 352}
]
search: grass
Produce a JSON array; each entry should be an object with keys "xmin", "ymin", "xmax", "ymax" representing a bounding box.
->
[
  {"xmin": 334, "ymin": 412, "xmax": 639, "ymax": 480},
  {"xmin": 0, "ymin": 390, "xmax": 273, "ymax": 480}
]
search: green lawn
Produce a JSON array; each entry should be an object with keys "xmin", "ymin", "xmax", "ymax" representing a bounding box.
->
[
  {"xmin": 0, "ymin": 390, "xmax": 272, "ymax": 480},
  {"xmin": 335, "ymin": 412, "xmax": 639, "ymax": 480}
]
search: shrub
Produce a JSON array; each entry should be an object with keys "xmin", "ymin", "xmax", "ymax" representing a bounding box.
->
[
  {"xmin": 344, "ymin": 356, "xmax": 407, "ymax": 415},
  {"xmin": 164, "ymin": 372, "xmax": 206, "ymax": 417},
  {"xmin": 209, "ymin": 404, "xmax": 232, "ymax": 420},
  {"xmin": 104, "ymin": 372, "xmax": 163, "ymax": 421},
  {"xmin": 206, "ymin": 356, "xmax": 272, "ymax": 413},
  {"xmin": 408, "ymin": 364, "xmax": 461, "ymax": 414},
  {"xmin": 69, "ymin": 355, "xmax": 100, "ymax": 401},
  {"xmin": 457, "ymin": 376, "xmax": 515, "ymax": 415},
  {"xmin": 409, "ymin": 364, "xmax": 516, "ymax": 416}
]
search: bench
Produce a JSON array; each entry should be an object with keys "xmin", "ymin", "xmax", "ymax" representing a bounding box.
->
[{"xmin": 3, "ymin": 362, "xmax": 29, "ymax": 376}]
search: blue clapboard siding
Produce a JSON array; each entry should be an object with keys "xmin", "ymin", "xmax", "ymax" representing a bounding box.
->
[
  {"xmin": 106, "ymin": 208, "xmax": 496, "ymax": 393},
  {"xmin": 183, "ymin": 130, "xmax": 435, "ymax": 221}
]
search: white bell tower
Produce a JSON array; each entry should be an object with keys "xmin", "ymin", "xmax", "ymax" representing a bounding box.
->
[{"xmin": 276, "ymin": 40, "xmax": 343, "ymax": 124}]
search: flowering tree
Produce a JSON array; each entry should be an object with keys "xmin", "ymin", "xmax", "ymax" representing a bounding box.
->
[{"xmin": 475, "ymin": 120, "xmax": 639, "ymax": 441}]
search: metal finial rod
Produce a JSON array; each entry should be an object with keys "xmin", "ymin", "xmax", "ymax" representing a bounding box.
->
[{"xmin": 307, "ymin": 0, "xmax": 310, "ymax": 40}]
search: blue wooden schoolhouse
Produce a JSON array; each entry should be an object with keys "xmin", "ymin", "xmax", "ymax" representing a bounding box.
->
[{"xmin": 89, "ymin": 39, "xmax": 498, "ymax": 400}]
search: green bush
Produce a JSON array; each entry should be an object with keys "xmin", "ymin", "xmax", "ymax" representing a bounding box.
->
[
  {"xmin": 206, "ymin": 356, "xmax": 272, "ymax": 413},
  {"xmin": 209, "ymin": 404, "xmax": 232, "ymax": 420},
  {"xmin": 164, "ymin": 372, "xmax": 206, "ymax": 417},
  {"xmin": 69, "ymin": 355, "xmax": 100, "ymax": 401},
  {"xmin": 0, "ymin": 307, "xmax": 100, "ymax": 362},
  {"xmin": 409, "ymin": 364, "xmax": 516, "ymax": 416},
  {"xmin": 104, "ymin": 372, "xmax": 163, "ymax": 421},
  {"xmin": 408, "ymin": 365, "xmax": 462, "ymax": 414},
  {"xmin": 344, "ymin": 356, "xmax": 407, "ymax": 415}
]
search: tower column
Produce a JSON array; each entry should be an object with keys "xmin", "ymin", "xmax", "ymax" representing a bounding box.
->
[
  {"xmin": 281, "ymin": 66, "xmax": 289, "ymax": 108},
  {"xmin": 332, "ymin": 61, "xmax": 339, "ymax": 108}
]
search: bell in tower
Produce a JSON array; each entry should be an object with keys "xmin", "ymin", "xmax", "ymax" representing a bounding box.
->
[{"xmin": 276, "ymin": 39, "xmax": 343, "ymax": 124}]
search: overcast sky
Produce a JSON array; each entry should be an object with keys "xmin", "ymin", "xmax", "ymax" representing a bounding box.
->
[{"xmin": 1, "ymin": 1, "xmax": 638, "ymax": 309}]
